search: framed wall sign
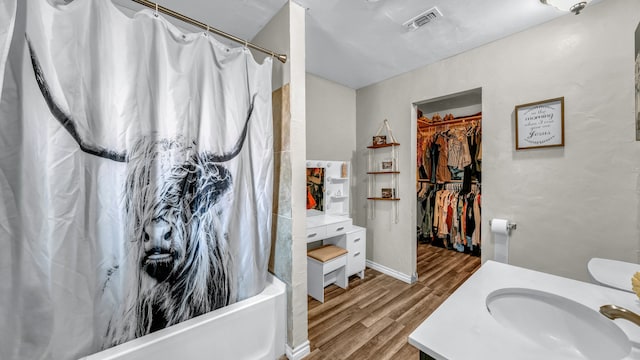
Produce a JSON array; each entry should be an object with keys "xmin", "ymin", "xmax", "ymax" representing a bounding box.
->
[{"xmin": 515, "ymin": 97, "xmax": 565, "ymax": 150}]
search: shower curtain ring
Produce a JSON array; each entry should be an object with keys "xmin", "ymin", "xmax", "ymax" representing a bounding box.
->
[
  {"xmin": 204, "ymin": 25, "xmax": 209, "ymax": 37},
  {"xmin": 154, "ymin": 2, "xmax": 159, "ymax": 17}
]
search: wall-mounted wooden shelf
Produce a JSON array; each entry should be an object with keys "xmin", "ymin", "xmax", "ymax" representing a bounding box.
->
[
  {"xmin": 367, "ymin": 141, "xmax": 400, "ymax": 223},
  {"xmin": 367, "ymin": 142, "xmax": 400, "ymax": 149}
]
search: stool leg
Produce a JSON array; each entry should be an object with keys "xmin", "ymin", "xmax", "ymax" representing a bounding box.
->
[
  {"xmin": 307, "ymin": 260, "xmax": 324, "ymax": 303},
  {"xmin": 336, "ymin": 265, "xmax": 347, "ymax": 289}
]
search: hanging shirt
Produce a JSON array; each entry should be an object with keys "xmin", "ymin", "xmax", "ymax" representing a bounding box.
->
[
  {"xmin": 435, "ymin": 136, "xmax": 450, "ymax": 182},
  {"xmin": 473, "ymin": 193, "xmax": 482, "ymax": 246}
]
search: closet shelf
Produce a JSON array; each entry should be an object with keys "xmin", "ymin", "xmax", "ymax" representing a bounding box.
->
[
  {"xmin": 367, "ymin": 171, "xmax": 400, "ymax": 175},
  {"xmin": 367, "ymin": 142, "xmax": 400, "ymax": 149},
  {"xmin": 418, "ymin": 114, "xmax": 482, "ymax": 128}
]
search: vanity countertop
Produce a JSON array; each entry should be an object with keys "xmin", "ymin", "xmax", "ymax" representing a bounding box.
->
[
  {"xmin": 306, "ymin": 213, "xmax": 351, "ymax": 228},
  {"xmin": 588, "ymin": 257, "xmax": 640, "ymax": 293},
  {"xmin": 408, "ymin": 261, "xmax": 640, "ymax": 360}
]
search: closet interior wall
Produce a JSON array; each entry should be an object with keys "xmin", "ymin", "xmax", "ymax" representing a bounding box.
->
[{"xmin": 417, "ymin": 111, "xmax": 482, "ymax": 257}]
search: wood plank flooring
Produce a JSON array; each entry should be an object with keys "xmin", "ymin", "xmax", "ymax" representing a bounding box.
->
[{"xmin": 303, "ymin": 243, "xmax": 481, "ymax": 360}]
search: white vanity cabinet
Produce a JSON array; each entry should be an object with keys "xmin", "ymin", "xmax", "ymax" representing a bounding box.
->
[
  {"xmin": 347, "ymin": 227, "xmax": 366, "ymax": 279},
  {"xmin": 306, "ymin": 215, "xmax": 366, "ymax": 280},
  {"xmin": 306, "ymin": 159, "xmax": 366, "ymax": 283},
  {"xmin": 345, "ymin": 226, "xmax": 366, "ymax": 279}
]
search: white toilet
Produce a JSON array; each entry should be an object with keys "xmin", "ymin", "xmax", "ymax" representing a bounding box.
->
[{"xmin": 587, "ymin": 258, "xmax": 640, "ymax": 293}]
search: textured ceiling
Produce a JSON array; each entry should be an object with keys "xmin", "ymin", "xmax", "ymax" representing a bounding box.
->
[{"xmin": 114, "ymin": 0, "xmax": 604, "ymax": 89}]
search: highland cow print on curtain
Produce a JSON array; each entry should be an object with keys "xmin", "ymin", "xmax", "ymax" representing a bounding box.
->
[{"xmin": 0, "ymin": 0, "xmax": 273, "ymax": 358}]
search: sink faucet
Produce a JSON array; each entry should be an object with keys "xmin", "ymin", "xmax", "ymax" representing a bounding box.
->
[{"xmin": 600, "ymin": 304, "xmax": 640, "ymax": 326}]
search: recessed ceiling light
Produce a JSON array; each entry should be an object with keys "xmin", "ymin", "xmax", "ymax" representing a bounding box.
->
[{"xmin": 540, "ymin": 0, "xmax": 591, "ymax": 15}]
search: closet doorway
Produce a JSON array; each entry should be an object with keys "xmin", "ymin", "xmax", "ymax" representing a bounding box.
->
[{"xmin": 414, "ymin": 88, "xmax": 482, "ymax": 279}]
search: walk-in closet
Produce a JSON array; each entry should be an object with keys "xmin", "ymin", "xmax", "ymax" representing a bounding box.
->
[{"xmin": 416, "ymin": 89, "xmax": 482, "ymax": 259}]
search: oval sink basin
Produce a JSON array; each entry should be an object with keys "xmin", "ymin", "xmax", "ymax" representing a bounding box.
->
[{"xmin": 486, "ymin": 288, "xmax": 631, "ymax": 360}]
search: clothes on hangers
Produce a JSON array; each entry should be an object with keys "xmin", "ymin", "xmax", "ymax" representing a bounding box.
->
[
  {"xmin": 418, "ymin": 184, "xmax": 481, "ymax": 256},
  {"xmin": 417, "ymin": 114, "xmax": 482, "ymax": 256},
  {"xmin": 417, "ymin": 183, "xmax": 436, "ymax": 241},
  {"xmin": 417, "ymin": 119, "xmax": 481, "ymax": 183}
]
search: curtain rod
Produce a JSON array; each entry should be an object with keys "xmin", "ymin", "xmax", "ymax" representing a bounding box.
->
[{"xmin": 131, "ymin": 0, "xmax": 288, "ymax": 63}]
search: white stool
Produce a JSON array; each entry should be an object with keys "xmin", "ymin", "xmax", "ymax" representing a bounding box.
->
[{"xmin": 307, "ymin": 245, "xmax": 348, "ymax": 303}]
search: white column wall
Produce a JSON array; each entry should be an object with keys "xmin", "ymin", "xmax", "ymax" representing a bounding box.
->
[{"xmin": 252, "ymin": 0, "xmax": 308, "ymax": 353}]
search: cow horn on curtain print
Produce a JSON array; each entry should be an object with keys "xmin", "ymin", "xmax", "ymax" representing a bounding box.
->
[{"xmin": 0, "ymin": 0, "xmax": 273, "ymax": 358}]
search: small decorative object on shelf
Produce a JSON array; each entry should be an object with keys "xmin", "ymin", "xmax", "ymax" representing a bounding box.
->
[
  {"xmin": 381, "ymin": 159, "xmax": 394, "ymax": 171},
  {"xmin": 381, "ymin": 188, "xmax": 396, "ymax": 199},
  {"xmin": 373, "ymin": 135, "xmax": 387, "ymax": 145}
]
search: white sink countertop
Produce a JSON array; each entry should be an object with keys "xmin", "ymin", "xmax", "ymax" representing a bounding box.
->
[
  {"xmin": 408, "ymin": 260, "xmax": 640, "ymax": 360},
  {"xmin": 588, "ymin": 258, "xmax": 640, "ymax": 293}
]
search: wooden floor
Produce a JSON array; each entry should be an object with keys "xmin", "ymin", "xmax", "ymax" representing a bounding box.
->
[{"xmin": 303, "ymin": 243, "xmax": 481, "ymax": 360}]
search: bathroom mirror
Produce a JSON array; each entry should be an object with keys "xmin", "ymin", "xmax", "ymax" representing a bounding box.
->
[{"xmin": 306, "ymin": 167, "xmax": 325, "ymax": 214}]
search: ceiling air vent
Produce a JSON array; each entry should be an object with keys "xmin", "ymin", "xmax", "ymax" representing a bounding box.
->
[{"xmin": 402, "ymin": 7, "xmax": 442, "ymax": 31}]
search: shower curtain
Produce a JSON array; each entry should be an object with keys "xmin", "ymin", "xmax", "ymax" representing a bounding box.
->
[
  {"xmin": 0, "ymin": 0, "xmax": 273, "ymax": 358},
  {"xmin": 0, "ymin": 0, "xmax": 16, "ymax": 98}
]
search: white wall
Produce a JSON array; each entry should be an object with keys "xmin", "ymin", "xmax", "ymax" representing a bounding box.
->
[
  {"xmin": 355, "ymin": 0, "xmax": 640, "ymax": 282},
  {"xmin": 306, "ymin": 74, "xmax": 356, "ymax": 161}
]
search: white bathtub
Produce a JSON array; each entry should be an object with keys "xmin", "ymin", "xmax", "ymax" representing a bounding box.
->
[{"xmin": 81, "ymin": 274, "xmax": 286, "ymax": 360}]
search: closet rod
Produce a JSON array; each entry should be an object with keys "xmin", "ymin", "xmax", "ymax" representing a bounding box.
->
[
  {"xmin": 433, "ymin": 180, "xmax": 480, "ymax": 184},
  {"xmin": 131, "ymin": 0, "xmax": 288, "ymax": 63}
]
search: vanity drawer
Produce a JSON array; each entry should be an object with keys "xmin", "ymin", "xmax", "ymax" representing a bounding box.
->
[
  {"xmin": 346, "ymin": 226, "xmax": 366, "ymax": 276},
  {"xmin": 348, "ymin": 249, "xmax": 366, "ymax": 276},
  {"xmin": 306, "ymin": 226, "xmax": 326, "ymax": 241},
  {"xmin": 346, "ymin": 228, "xmax": 365, "ymax": 253},
  {"xmin": 325, "ymin": 220, "xmax": 352, "ymax": 238}
]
